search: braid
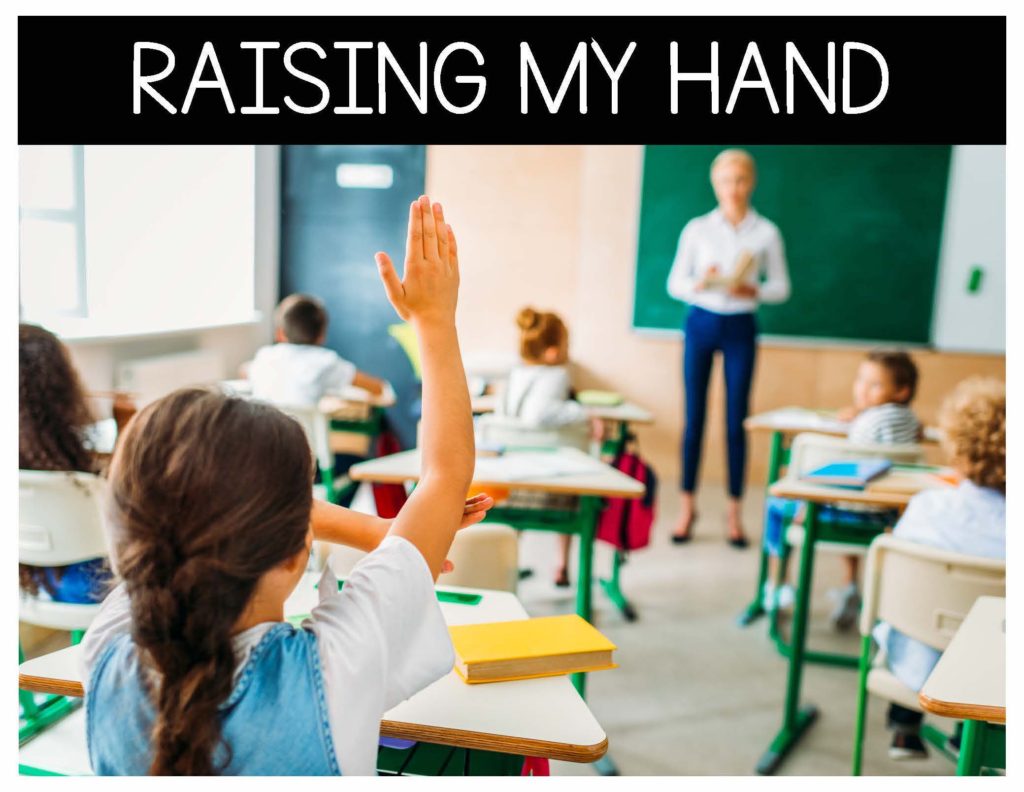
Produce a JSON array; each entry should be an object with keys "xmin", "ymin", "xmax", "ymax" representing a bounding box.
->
[{"xmin": 109, "ymin": 389, "xmax": 313, "ymax": 774}]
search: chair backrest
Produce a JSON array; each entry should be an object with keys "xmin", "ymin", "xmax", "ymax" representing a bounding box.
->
[
  {"xmin": 277, "ymin": 404, "xmax": 334, "ymax": 473},
  {"xmin": 861, "ymin": 534, "xmax": 1005, "ymax": 651},
  {"xmin": 19, "ymin": 470, "xmax": 109, "ymax": 567},
  {"xmin": 787, "ymin": 432, "xmax": 923, "ymax": 478},
  {"xmin": 440, "ymin": 523, "xmax": 519, "ymax": 592},
  {"xmin": 476, "ymin": 413, "xmax": 591, "ymax": 453}
]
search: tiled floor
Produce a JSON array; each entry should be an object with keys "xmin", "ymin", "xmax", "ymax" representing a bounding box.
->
[{"xmin": 19, "ymin": 484, "xmax": 959, "ymax": 776}]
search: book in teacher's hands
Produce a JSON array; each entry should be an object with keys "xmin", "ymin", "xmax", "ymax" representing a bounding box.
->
[
  {"xmin": 703, "ymin": 249, "xmax": 757, "ymax": 289},
  {"xmin": 448, "ymin": 614, "xmax": 617, "ymax": 684},
  {"xmin": 801, "ymin": 458, "xmax": 893, "ymax": 489}
]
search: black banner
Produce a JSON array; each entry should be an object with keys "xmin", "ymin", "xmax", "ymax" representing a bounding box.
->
[{"xmin": 18, "ymin": 16, "xmax": 1006, "ymax": 144}]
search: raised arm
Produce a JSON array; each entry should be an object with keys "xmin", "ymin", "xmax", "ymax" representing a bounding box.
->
[{"xmin": 375, "ymin": 196, "xmax": 474, "ymax": 579}]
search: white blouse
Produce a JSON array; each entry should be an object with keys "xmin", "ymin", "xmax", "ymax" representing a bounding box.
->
[{"xmin": 666, "ymin": 207, "xmax": 791, "ymax": 315}]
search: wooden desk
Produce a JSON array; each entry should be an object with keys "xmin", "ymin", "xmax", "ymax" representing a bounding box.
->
[
  {"xmin": 919, "ymin": 596, "xmax": 1005, "ymax": 775},
  {"xmin": 351, "ymin": 448, "xmax": 642, "ymax": 699},
  {"xmin": 19, "ymin": 575, "xmax": 608, "ymax": 773},
  {"xmin": 472, "ymin": 394, "xmax": 653, "ymax": 426},
  {"xmin": 745, "ymin": 407, "xmax": 941, "ymax": 444},
  {"xmin": 755, "ymin": 468, "xmax": 954, "ymax": 775}
]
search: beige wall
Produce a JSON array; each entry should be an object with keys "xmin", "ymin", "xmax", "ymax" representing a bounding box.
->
[{"xmin": 428, "ymin": 145, "xmax": 1005, "ymax": 493}]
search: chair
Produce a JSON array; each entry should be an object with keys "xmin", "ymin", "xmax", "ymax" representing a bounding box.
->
[
  {"xmin": 326, "ymin": 522, "xmax": 519, "ymax": 593},
  {"xmin": 851, "ymin": 535, "xmax": 1005, "ymax": 775},
  {"xmin": 765, "ymin": 433, "xmax": 924, "ymax": 663},
  {"xmin": 19, "ymin": 470, "xmax": 110, "ymax": 744},
  {"xmin": 440, "ymin": 523, "xmax": 519, "ymax": 592}
]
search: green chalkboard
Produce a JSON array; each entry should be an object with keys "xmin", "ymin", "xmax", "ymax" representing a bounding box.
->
[{"xmin": 633, "ymin": 146, "xmax": 952, "ymax": 343}]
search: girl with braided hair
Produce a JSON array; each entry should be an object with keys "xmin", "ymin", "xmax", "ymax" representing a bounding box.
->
[
  {"xmin": 81, "ymin": 197, "xmax": 490, "ymax": 775},
  {"xmin": 19, "ymin": 322, "xmax": 111, "ymax": 602}
]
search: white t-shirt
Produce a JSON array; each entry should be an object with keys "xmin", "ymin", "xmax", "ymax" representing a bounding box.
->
[
  {"xmin": 666, "ymin": 207, "xmax": 791, "ymax": 315},
  {"xmin": 498, "ymin": 364, "xmax": 586, "ymax": 428},
  {"xmin": 248, "ymin": 343, "xmax": 357, "ymax": 408},
  {"xmin": 80, "ymin": 536, "xmax": 454, "ymax": 776}
]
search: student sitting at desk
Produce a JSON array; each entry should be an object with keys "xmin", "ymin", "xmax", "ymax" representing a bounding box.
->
[
  {"xmin": 491, "ymin": 307, "xmax": 589, "ymax": 588},
  {"xmin": 247, "ymin": 293, "xmax": 386, "ymax": 407},
  {"xmin": 81, "ymin": 197, "xmax": 488, "ymax": 775},
  {"xmin": 763, "ymin": 350, "xmax": 921, "ymax": 628},
  {"xmin": 874, "ymin": 377, "xmax": 1005, "ymax": 761},
  {"xmin": 19, "ymin": 323, "xmax": 112, "ymax": 604}
]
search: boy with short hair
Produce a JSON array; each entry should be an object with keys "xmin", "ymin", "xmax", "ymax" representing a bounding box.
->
[{"xmin": 249, "ymin": 294, "xmax": 385, "ymax": 407}]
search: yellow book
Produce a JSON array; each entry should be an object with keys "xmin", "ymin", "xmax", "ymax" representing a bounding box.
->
[{"xmin": 449, "ymin": 614, "xmax": 618, "ymax": 684}]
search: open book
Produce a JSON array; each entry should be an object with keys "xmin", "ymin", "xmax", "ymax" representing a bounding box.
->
[{"xmin": 704, "ymin": 249, "xmax": 757, "ymax": 289}]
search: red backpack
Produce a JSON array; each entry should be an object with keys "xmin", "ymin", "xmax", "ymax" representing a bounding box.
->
[{"xmin": 596, "ymin": 440, "xmax": 657, "ymax": 551}]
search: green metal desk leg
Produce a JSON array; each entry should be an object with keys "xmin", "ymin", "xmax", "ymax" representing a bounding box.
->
[
  {"xmin": 738, "ymin": 430, "xmax": 785, "ymax": 626},
  {"xmin": 599, "ymin": 551, "xmax": 637, "ymax": 622},
  {"xmin": 756, "ymin": 502, "xmax": 820, "ymax": 775},
  {"xmin": 957, "ymin": 720, "xmax": 1005, "ymax": 775},
  {"xmin": 571, "ymin": 497, "xmax": 600, "ymax": 698}
]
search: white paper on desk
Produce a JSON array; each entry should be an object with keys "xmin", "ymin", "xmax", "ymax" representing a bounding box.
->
[
  {"xmin": 473, "ymin": 453, "xmax": 596, "ymax": 481},
  {"xmin": 767, "ymin": 407, "xmax": 849, "ymax": 434}
]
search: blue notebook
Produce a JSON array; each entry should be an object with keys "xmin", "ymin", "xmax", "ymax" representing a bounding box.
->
[{"xmin": 801, "ymin": 459, "xmax": 892, "ymax": 489}]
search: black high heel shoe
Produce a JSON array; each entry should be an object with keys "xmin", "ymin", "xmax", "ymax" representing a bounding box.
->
[{"xmin": 671, "ymin": 513, "xmax": 697, "ymax": 544}]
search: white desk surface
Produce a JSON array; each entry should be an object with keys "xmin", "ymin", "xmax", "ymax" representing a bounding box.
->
[
  {"xmin": 221, "ymin": 380, "xmax": 397, "ymax": 411},
  {"xmin": 472, "ymin": 393, "xmax": 653, "ymax": 425},
  {"xmin": 745, "ymin": 406, "xmax": 941, "ymax": 444},
  {"xmin": 769, "ymin": 468, "xmax": 955, "ymax": 509},
  {"xmin": 919, "ymin": 596, "xmax": 1005, "ymax": 724},
  {"xmin": 350, "ymin": 447, "xmax": 644, "ymax": 499},
  {"xmin": 20, "ymin": 574, "xmax": 608, "ymax": 763}
]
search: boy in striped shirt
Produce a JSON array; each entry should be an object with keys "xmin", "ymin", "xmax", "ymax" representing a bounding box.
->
[
  {"xmin": 829, "ymin": 350, "xmax": 921, "ymax": 628},
  {"xmin": 762, "ymin": 350, "xmax": 921, "ymax": 629}
]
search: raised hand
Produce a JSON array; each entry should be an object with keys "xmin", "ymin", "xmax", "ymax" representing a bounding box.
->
[{"xmin": 375, "ymin": 195, "xmax": 459, "ymax": 326}]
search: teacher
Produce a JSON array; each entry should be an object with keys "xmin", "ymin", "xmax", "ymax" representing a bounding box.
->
[{"xmin": 666, "ymin": 149, "xmax": 791, "ymax": 548}]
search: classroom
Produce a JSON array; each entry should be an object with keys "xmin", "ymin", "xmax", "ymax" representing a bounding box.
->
[{"xmin": 18, "ymin": 143, "xmax": 1006, "ymax": 777}]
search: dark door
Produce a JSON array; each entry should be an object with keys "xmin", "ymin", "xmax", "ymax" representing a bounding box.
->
[{"xmin": 280, "ymin": 145, "xmax": 426, "ymax": 448}]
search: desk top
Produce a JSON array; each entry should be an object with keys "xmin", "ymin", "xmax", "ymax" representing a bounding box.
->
[
  {"xmin": 19, "ymin": 574, "xmax": 607, "ymax": 763},
  {"xmin": 919, "ymin": 596, "xmax": 1005, "ymax": 724},
  {"xmin": 745, "ymin": 406, "xmax": 941, "ymax": 444},
  {"xmin": 769, "ymin": 467, "xmax": 954, "ymax": 508},
  {"xmin": 350, "ymin": 447, "xmax": 644, "ymax": 499},
  {"xmin": 472, "ymin": 394, "xmax": 654, "ymax": 425},
  {"xmin": 221, "ymin": 380, "xmax": 397, "ymax": 410}
]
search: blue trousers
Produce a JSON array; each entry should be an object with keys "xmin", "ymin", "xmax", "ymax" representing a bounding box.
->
[{"xmin": 682, "ymin": 306, "xmax": 757, "ymax": 498}]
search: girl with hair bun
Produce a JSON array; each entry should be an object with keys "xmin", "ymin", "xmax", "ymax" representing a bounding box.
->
[{"xmin": 495, "ymin": 306, "xmax": 587, "ymax": 587}]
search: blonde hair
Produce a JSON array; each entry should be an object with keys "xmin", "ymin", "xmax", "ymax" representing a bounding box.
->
[
  {"xmin": 939, "ymin": 377, "xmax": 1005, "ymax": 491},
  {"xmin": 710, "ymin": 148, "xmax": 756, "ymax": 179},
  {"xmin": 516, "ymin": 307, "xmax": 568, "ymax": 364}
]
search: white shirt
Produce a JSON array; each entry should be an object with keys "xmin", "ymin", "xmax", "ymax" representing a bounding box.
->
[
  {"xmin": 498, "ymin": 365, "xmax": 586, "ymax": 428},
  {"xmin": 873, "ymin": 481, "xmax": 1005, "ymax": 691},
  {"xmin": 847, "ymin": 403, "xmax": 921, "ymax": 445},
  {"xmin": 80, "ymin": 536, "xmax": 454, "ymax": 776},
  {"xmin": 666, "ymin": 208, "xmax": 791, "ymax": 314},
  {"xmin": 249, "ymin": 343, "xmax": 357, "ymax": 408}
]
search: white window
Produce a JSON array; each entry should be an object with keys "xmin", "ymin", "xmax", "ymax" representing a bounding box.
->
[{"xmin": 19, "ymin": 146, "xmax": 256, "ymax": 339}]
